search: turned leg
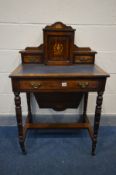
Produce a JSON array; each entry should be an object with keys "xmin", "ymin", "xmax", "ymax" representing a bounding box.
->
[
  {"xmin": 26, "ymin": 92, "xmax": 32, "ymax": 122},
  {"xmin": 92, "ymin": 91, "xmax": 104, "ymax": 155},
  {"xmin": 83, "ymin": 93, "xmax": 88, "ymax": 122},
  {"xmin": 14, "ymin": 92, "xmax": 26, "ymax": 154}
]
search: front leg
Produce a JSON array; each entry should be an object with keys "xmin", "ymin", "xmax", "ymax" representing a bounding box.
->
[
  {"xmin": 92, "ymin": 91, "xmax": 104, "ymax": 155},
  {"xmin": 26, "ymin": 92, "xmax": 32, "ymax": 122},
  {"xmin": 14, "ymin": 92, "xmax": 26, "ymax": 154},
  {"xmin": 83, "ymin": 92, "xmax": 88, "ymax": 122}
]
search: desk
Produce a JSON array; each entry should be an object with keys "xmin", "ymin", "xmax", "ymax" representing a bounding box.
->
[{"xmin": 9, "ymin": 22, "xmax": 109, "ymax": 155}]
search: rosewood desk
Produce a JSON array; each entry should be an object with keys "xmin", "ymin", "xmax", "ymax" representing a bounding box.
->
[{"xmin": 9, "ymin": 22, "xmax": 109, "ymax": 155}]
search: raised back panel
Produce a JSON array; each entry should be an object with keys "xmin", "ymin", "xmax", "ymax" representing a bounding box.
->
[
  {"xmin": 43, "ymin": 22, "xmax": 75, "ymax": 65},
  {"xmin": 19, "ymin": 22, "xmax": 97, "ymax": 65}
]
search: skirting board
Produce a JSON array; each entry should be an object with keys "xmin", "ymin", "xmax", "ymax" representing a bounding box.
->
[{"xmin": 0, "ymin": 114, "xmax": 116, "ymax": 126}]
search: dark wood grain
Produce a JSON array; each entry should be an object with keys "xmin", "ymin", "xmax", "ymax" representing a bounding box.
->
[
  {"xmin": 26, "ymin": 92, "xmax": 32, "ymax": 122},
  {"xmin": 83, "ymin": 93, "xmax": 88, "ymax": 121},
  {"xmin": 14, "ymin": 92, "xmax": 26, "ymax": 154},
  {"xmin": 9, "ymin": 22, "xmax": 109, "ymax": 155},
  {"xmin": 92, "ymin": 91, "xmax": 104, "ymax": 155}
]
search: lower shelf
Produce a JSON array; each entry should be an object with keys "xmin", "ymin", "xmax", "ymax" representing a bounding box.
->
[{"xmin": 23, "ymin": 115, "xmax": 94, "ymax": 141}]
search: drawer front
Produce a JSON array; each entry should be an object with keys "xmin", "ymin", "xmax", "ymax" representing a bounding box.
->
[
  {"xmin": 74, "ymin": 55, "xmax": 94, "ymax": 64},
  {"xmin": 18, "ymin": 79, "xmax": 99, "ymax": 91},
  {"xmin": 22, "ymin": 54, "xmax": 42, "ymax": 63}
]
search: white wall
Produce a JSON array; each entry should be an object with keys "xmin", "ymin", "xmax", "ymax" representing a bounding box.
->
[{"xmin": 0, "ymin": 0, "xmax": 116, "ymax": 116}]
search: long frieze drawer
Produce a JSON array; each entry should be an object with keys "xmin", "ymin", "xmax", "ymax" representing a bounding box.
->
[{"xmin": 17, "ymin": 79, "xmax": 99, "ymax": 91}]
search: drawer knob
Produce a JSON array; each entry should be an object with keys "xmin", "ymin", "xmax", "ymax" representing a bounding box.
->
[
  {"xmin": 78, "ymin": 82, "xmax": 89, "ymax": 89},
  {"xmin": 31, "ymin": 82, "xmax": 41, "ymax": 89}
]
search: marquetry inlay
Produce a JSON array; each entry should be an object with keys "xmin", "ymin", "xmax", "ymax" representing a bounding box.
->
[{"xmin": 53, "ymin": 43, "xmax": 63, "ymax": 56}]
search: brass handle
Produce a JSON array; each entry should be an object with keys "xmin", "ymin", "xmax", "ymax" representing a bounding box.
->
[
  {"xmin": 78, "ymin": 82, "xmax": 89, "ymax": 89},
  {"xmin": 31, "ymin": 82, "xmax": 41, "ymax": 89}
]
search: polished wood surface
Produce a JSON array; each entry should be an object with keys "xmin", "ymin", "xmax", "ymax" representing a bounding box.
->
[{"xmin": 9, "ymin": 22, "xmax": 109, "ymax": 155}]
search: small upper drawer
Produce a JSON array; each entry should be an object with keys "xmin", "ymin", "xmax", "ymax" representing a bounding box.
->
[
  {"xmin": 21, "ymin": 52, "xmax": 43, "ymax": 64},
  {"xmin": 22, "ymin": 55, "xmax": 42, "ymax": 63},
  {"xmin": 74, "ymin": 55, "xmax": 95, "ymax": 64},
  {"xmin": 18, "ymin": 79, "xmax": 99, "ymax": 92}
]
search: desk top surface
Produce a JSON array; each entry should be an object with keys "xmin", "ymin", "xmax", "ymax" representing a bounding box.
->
[{"xmin": 10, "ymin": 64, "xmax": 109, "ymax": 78}]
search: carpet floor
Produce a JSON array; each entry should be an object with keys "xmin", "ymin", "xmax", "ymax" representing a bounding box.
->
[{"xmin": 0, "ymin": 126, "xmax": 116, "ymax": 175}]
